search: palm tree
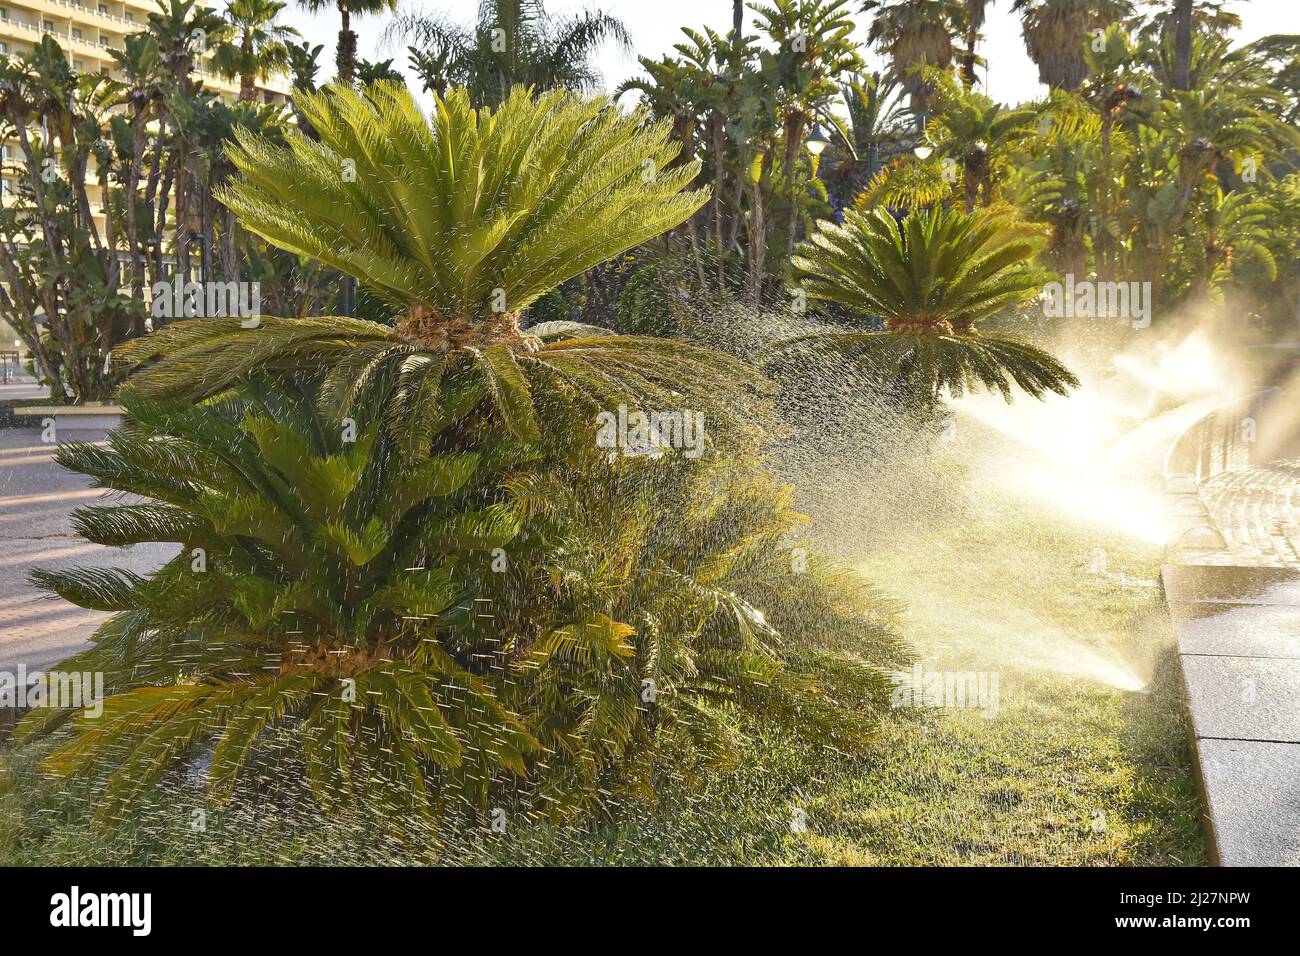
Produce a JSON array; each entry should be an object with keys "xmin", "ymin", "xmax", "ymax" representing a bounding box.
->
[
  {"xmin": 213, "ymin": 0, "xmax": 299, "ymax": 101},
  {"xmin": 22, "ymin": 377, "xmax": 904, "ymax": 821},
  {"xmin": 959, "ymin": 0, "xmax": 993, "ymax": 86},
  {"xmin": 1011, "ymin": 0, "xmax": 1132, "ymax": 91},
  {"xmin": 1007, "ymin": 101, "xmax": 1097, "ymax": 279},
  {"xmin": 147, "ymin": 0, "xmax": 229, "ymax": 87},
  {"xmin": 928, "ymin": 76, "xmax": 1038, "ymax": 210},
  {"xmin": 1189, "ymin": 185, "xmax": 1275, "ymax": 299},
  {"xmin": 863, "ymin": 0, "xmax": 962, "ymax": 117},
  {"xmin": 390, "ymin": 0, "xmax": 630, "ymax": 108},
  {"xmin": 827, "ymin": 72, "xmax": 908, "ymax": 190},
  {"xmin": 116, "ymin": 83, "xmax": 766, "ymax": 447},
  {"xmin": 750, "ymin": 0, "xmax": 862, "ymax": 259},
  {"xmin": 300, "ymin": 0, "xmax": 398, "ymax": 85},
  {"xmin": 784, "ymin": 205, "xmax": 1078, "ymax": 401},
  {"xmin": 109, "ymin": 33, "xmax": 164, "ymax": 313},
  {"xmin": 1172, "ymin": 0, "xmax": 1193, "ymax": 90}
]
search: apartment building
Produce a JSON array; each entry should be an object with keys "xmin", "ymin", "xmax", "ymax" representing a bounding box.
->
[
  {"xmin": 0, "ymin": 0, "xmax": 291, "ymax": 220},
  {"xmin": 0, "ymin": 0, "xmax": 292, "ymax": 352}
]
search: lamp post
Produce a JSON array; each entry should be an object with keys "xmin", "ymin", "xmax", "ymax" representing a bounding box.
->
[
  {"xmin": 913, "ymin": 110, "xmax": 932, "ymax": 160},
  {"xmin": 341, "ymin": 275, "xmax": 357, "ymax": 317},
  {"xmin": 806, "ymin": 125, "xmax": 830, "ymax": 157}
]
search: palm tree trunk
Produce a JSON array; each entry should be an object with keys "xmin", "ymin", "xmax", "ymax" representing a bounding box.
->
[
  {"xmin": 748, "ymin": 179, "xmax": 766, "ymax": 307},
  {"xmin": 222, "ymin": 205, "xmax": 240, "ymax": 284},
  {"xmin": 782, "ymin": 113, "xmax": 804, "ymax": 259},
  {"xmin": 125, "ymin": 108, "xmax": 149, "ymax": 331},
  {"xmin": 175, "ymin": 157, "xmax": 191, "ymax": 292},
  {"xmin": 240, "ymin": 72, "xmax": 256, "ymax": 101},
  {"xmin": 711, "ymin": 111, "xmax": 726, "ymax": 293},
  {"xmin": 337, "ymin": 3, "xmax": 356, "ymax": 84},
  {"xmin": 686, "ymin": 217, "xmax": 708, "ymax": 290},
  {"xmin": 960, "ymin": 4, "xmax": 980, "ymax": 86},
  {"xmin": 747, "ymin": 148, "xmax": 772, "ymax": 307},
  {"xmin": 154, "ymin": 156, "xmax": 175, "ymax": 281},
  {"xmin": 1173, "ymin": 0, "xmax": 1193, "ymax": 90}
]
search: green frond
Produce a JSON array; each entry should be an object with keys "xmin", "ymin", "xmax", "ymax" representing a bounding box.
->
[
  {"xmin": 70, "ymin": 503, "xmax": 212, "ymax": 547},
  {"xmin": 219, "ymin": 82, "xmax": 707, "ymax": 316},
  {"xmin": 29, "ymin": 566, "xmax": 147, "ymax": 612},
  {"xmin": 786, "ymin": 205, "xmax": 1075, "ymax": 401}
]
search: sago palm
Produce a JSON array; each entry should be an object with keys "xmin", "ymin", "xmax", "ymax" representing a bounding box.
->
[
  {"xmin": 117, "ymin": 82, "xmax": 769, "ymax": 448},
  {"xmin": 783, "ymin": 205, "xmax": 1079, "ymax": 401},
  {"xmin": 18, "ymin": 382, "xmax": 907, "ymax": 821}
]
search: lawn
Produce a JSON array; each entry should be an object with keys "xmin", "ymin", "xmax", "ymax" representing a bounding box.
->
[{"xmin": 0, "ymin": 469, "xmax": 1207, "ymax": 866}]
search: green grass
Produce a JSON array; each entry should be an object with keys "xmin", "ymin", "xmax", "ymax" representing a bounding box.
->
[
  {"xmin": 826, "ymin": 480, "xmax": 1208, "ymax": 865},
  {"xmin": 0, "ymin": 475, "xmax": 1208, "ymax": 866}
]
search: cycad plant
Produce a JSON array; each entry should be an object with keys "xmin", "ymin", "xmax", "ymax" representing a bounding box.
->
[
  {"xmin": 19, "ymin": 381, "xmax": 907, "ymax": 822},
  {"xmin": 783, "ymin": 205, "xmax": 1079, "ymax": 401},
  {"xmin": 20, "ymin": 83, "xmax": 910, "ymax": 822},
  {"xmin": 117, "ymin": 83, "xmax": 760, "ymax": 444}
]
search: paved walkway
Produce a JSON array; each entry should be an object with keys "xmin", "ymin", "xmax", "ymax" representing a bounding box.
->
[
  {"xmin": 1162, "ymin": 405, "xmax": 1300, "ymax": 865},
  {"xmin": 1163, "ymin": 564, "xmax": 1300, "ymax": 865},
  {"xmin": 0, "ymin": 426, "xmax": 174, "ymax": 671},
  {"xmin": 1200, "ymin": 461, "xmax": 1300, "ymax": 567}
]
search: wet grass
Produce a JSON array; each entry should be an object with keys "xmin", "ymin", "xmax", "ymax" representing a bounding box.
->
[
  {"xmin": 829, "ymin": 484, "xmax": 1209, "ymax": 865},
  {"xmin": 0, "ymin": 482, "xmax": 1208, "ymax": 866}
]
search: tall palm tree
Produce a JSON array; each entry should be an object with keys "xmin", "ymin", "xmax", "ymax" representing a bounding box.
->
[
  {"xmin": 928, "ymin": 75, "xmax": 1038, "ymax": 210},
  {"xmin": 213, "ymin": 0, "xmax": 299, "ymax": 101},
  {"xmin": 1172, "ymin": 0, "xmax": 1193, "ymax": 90},
  {"xmin": 959, "ymin": 0, "xmax": 993, "ymax": 86},
  {"xmin": 863, "ymin": 0, "xmax": 962, "ymax": 117},
  {"xmin": 390, "ymin": 0, "xmax": 630, "ymax": 108},
  {"xmin": 109, "ymin": 33, "xmax": 163, "ymax": 313},
  {"xmin": 829, "ymin": 71, "xmax": 908, "ymax": 186},
  {"xmin": 1010, "ymin": 0, "xmax": 1132, "ymax": 91},
  {"xmin": 147, "ymin": 0, "xmax": 229, "ymax": 86},
  {"xmin": 117, "ymin": 83, "xmax": 767, "ymax": 445},
  {"xmin": 783, "ymin": 206, "xmax": 1078, "ymax": 401},
  {"xmin": 751, "ymin": 0, "xmax": 862, "ymax": 259},
  {"xmin": 300, "ymin": 0, "xmax": 398, "ymax": 84}
]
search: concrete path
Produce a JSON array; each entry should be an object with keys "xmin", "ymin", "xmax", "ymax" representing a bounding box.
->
[
  {"xmin": 1163, "ymin": 564, "xmax": 1300, "ymax": 865},
  {"xmin": 1200, "ymin": 461, "xmax": 1300, "ymax": 568},
  {"xmin": 0, "ymin": 427, "xmax": 175, "ymax": 671}
]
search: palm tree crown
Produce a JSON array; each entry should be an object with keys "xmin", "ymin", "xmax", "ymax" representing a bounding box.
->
[
  {"xmin": 786, "ymin": 205, "xmax": 1079, "ymax": 400},
  {"xmin": 392, "ymin": 0, "xmax": 630, "ymax": 107},
  {"xmin": 300, "ymin": 0, "xmax": 399, "ymax": 84},
  {"xmin": 118, "ymin": 83, "xmax": 768, "ymax": 449},
  {"xmin": 1011, "ymin": 0, "xmax": 1133, "ymax": 91},
  {"xmin": 213, "ymin": 0, "xmax": 300, "ymax": 101}
]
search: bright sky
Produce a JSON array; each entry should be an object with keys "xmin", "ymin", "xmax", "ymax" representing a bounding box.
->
[{"xmin": 266, "ymin": 0, "xmax": 1299, "ymax": 107}]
